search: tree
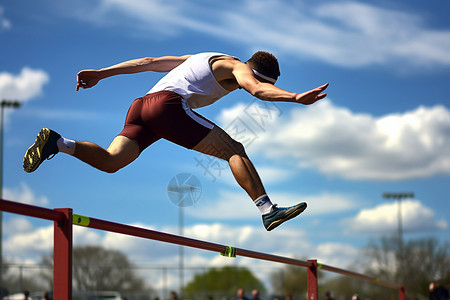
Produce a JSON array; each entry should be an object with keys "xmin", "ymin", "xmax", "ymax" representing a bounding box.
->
[
  {"xmin": 184, "ymin": 266, "xmax": 266, "ymax": 300},
  {"xmin": 40, "ymin": 245, "xmax": 154, "ymax": 299},
  {"xmin": 361, "ymin": 237, "xmax": 450, "ymax": 299}
]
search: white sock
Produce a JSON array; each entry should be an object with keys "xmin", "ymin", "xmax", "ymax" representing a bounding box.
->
[
  {"xmin": 57, "ymin": 137, "xmax": 76, "ymax": 155},
  {"xmin": 254, "ymin": 194, "xmax": 273, "ymax": 215}
]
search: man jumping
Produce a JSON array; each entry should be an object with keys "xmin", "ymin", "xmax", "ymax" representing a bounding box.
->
[{"xmin": 23, "ymin": 51, "xmax": 328, "ymax": 231}]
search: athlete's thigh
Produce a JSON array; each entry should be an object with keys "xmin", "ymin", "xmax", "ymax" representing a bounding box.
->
[
  {"xmin": 143, "ymin": 93, "xmax": 213, "ymax": 149},
  {"xmin": 106, "ymin": 135, "xmax": 141, "ymax": 167},
  {"xmin": 193, "ymin": 126, "xmax": 245, "ymax": 161}
]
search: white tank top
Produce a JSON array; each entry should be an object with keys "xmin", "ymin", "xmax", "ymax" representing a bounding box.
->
[{"xmin": 148, "ymin": 52, "xmax": 232, "ymax": 109}]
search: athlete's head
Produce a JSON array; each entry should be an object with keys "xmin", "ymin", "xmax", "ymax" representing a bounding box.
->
[{"xmin": 246, "ymin": 51, "xmax": 280, "ymax": 84}]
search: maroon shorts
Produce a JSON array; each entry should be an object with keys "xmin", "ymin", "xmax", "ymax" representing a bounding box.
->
[{"xmin": 118, "ymin": 91, "xmax": 214, "ymax": 152}]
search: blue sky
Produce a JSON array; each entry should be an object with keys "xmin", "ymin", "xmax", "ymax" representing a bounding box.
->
[{"xmin": 1, "ymin": 0, "xmax": 450, "ymax": 294}]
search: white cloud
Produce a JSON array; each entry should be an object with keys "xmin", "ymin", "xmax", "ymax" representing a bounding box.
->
[
  {"xmin": 218, "ymin": 101, "xmax": 450, "ymax": 181},
  {"xmin": 342, "ymin": 199, "xmax": 447, "ymax": 234},
  {"xmin": 290, "ymin": 192, "xmax": 357, "ymax": 216},
  {"xmin": 0, "ymin": 7, "xmax": 11, "ymax": 31},
  {"xmin": 4, "ymin": 182, "xmax": 50, "ymax": 206},
  {"xmin": 61, "ymin": 0, "xmax": 450, "ymax": 69},
  {"xmin": 3, "ymin": 217, "xmax": 34, "ymax": 235},
  {"xmin": 315, "ymin": 242, "xmax": 359, "ymax": 270},
  {"xmin": 186, "ymin": 190, "xmax": 254, "ymax": 220},
  {"xmin": 3, "ymin": 224, "xmax": 54, "ymax": 260},
  {"xmin": 309, "ymin": 2, "xmax": 450, "ymax": 68},
  {"xmin": 185, "ymin": 189, "xmax": 357, "ymax": 221},
  {"xmin": 0, "ymin": 67, "xmax": 49, "ymax": 102}
]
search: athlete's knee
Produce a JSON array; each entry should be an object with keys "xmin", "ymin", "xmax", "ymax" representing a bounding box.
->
[
  {"xmin": 98, "ymin": 156, "xmax": 129, "ymax": 173},
  {"xmin": 226, "ymin": 140, "xmax": 246, "ymax": 159},
  {"xmin": 99, "ymin": 163, "xmax": 123, "ymax": 174},
  {"xmin": 193, "ymin": 126, "xmax": 247, "ymax": 160}
]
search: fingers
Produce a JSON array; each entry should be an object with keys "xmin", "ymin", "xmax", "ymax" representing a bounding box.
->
[
  {"xmin": 76, "ymin": 73, "xmax": 84, "ymax": 91},
  {"xmin": 76, "ymin": 80, "xmax": 85, "ymax": 91},
  {"xmin": 76, "ymin": 75, "xmax": 89, "ymax": 91},
  {"xmin": 318, "ymin": 83, "xmax": 329, "ymax": 91},
  {"xmin": 75, "ymin": 70, "xmax": 90, "ymax": 91},
  {"xmin": 314, "ymin": 83, "xmax": 329, "ymax": 100},
  {"xmin": 317, "ymin": 93, "xmax": 327, "ymax": 100}
]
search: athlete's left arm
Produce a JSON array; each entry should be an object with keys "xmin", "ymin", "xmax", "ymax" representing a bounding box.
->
[
  {"xmin": 232, "ymin": 62, "xmax": 328, "ymax": 105},
  {"xmin": 76, "ymin": 55, "xmax": 191, "ymax": 91}
]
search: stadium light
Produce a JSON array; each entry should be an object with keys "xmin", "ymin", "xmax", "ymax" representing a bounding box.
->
[{"xmin": 0, "ymin": 100, "xmax": 22, "ymax": 290}]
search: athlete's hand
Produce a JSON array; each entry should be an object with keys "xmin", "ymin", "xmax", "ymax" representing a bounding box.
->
[
  {"xmin": 295, "ymin": 83, "xmax": 329, "ymax": 105},
  {"xmin": 76, "ymin": 70, "xmax": 101, "ymax": 91}
]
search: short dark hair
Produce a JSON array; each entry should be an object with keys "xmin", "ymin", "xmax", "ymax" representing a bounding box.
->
[{"xmin": 246, "ymin": 51, "xmax": 280, "ymax": 81}]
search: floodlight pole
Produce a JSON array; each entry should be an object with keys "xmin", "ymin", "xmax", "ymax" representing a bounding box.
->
[
  {"xmin": 179, "ymin": 206, "xmax": 184, "ymax": 298},
  {"xmin": 382, "ymin": 192, "xmax": 414, "ymax": 285},
  {"xmin": 0, "ymin": 100, "xmax": 21, "ymax": 289}
]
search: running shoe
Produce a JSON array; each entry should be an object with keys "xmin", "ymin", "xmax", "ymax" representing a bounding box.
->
[
  {"xmin": 23, "ymin": 128, "xmax": 60, "ymax": 173},
  {"xmin": 262, "ymin": 202, "xmax": 307, "ymax": 231}
]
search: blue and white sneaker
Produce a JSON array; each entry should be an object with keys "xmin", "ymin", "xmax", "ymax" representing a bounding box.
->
[
  {"xmin": 262, "ymin": 202, "xmax": 307, "ymax": 231},
  {"xmin": 23, "ymin": 128, "xmax": 61, "ymax": 173}
]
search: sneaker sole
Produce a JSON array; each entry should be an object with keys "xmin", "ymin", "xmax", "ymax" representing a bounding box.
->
[
  {"xmin": 23, "ymin": 128, "xmax": 51, "ymax": 173},
  {"xmin": 266, "ymin": 203, "xmax": 307, "ymax": 231}
]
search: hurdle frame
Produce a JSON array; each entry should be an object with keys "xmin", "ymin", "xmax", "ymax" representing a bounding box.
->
[{"xmin": 0, "ymin": 199, "xmax": 405, "ymax": 300}]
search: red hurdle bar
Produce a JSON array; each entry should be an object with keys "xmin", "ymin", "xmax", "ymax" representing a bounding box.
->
[
  {"xmin": 79, "ymin": 214, "xmax": 314, "ymax": 267},
  {"xmin": 0, "ymin": 198, "xmax": 64, "ymax": 222},
  {"xmin": 0, "ymin": 198, "xmax": 405, "ymax": 300}
]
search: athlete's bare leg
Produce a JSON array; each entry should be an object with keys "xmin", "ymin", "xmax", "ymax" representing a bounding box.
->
[
  {"xmin": 74, "ymin": 135, "xmax": 140, "ymax": 173},
  {"xmin": 193, "ymin": 126, "xmax": 266, "ymax": 200},
  {"xmin": 228, "ymin": 154, "xmax": 266, "ymax": 200}
]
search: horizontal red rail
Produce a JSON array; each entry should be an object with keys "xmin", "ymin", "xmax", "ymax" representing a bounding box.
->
[
  {"xmin": 319, "ymin": 263, "xmax": 401, "ymax": 289},
  {"xmin": 0, "ymin": 198, "xmax": 64, "ymax": 223},
  {"xmin": 1, "ymin": 198, "xmax": 403, "ymax": 294},
  {"xmin": 81, "ymin": 215, "xmax": 313, "ymax": 268}
]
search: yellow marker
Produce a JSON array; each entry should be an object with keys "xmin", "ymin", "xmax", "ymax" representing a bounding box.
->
[
  {"xmin": 220, "ymin": 246, "xmax": 236, "ymax": 258},
  {"xmin": 73, "ymin": 214, "xmax": 90, "ymax": 226}
]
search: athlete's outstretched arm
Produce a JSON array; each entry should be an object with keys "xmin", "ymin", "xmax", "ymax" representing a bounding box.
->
[
  {"xmin": 232, "ymin": 62, "xmax": 328, "ymax": 105},
  {"xmin": 76, "ymin": 55, "xmax": 191, "ymax": 91}
]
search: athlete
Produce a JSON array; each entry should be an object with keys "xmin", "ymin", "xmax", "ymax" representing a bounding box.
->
[{"xmin": 23, "ymin": 51, "xmax": 328, "ymax": 231}]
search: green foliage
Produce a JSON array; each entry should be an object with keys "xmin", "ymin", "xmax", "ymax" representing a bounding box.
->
[{"xmin": 184, "ymin": 266, "xmax": 266, "ymax": 300}]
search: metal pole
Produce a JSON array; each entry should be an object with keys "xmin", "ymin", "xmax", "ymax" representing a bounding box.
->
[
  {"xmin": 397, "ymin": 199, "xmax": 403, "ymax": 263},
  {"xmin": 0, "ymin": 100, "xmax": 21, "ymax": 289},
  {"xmin": 382, "ymin": 192, "xmax": 414, "ymax": 286},
  {"xmin": 179, "ymin": 206, "xmax": 184, "ymax": 298}
]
